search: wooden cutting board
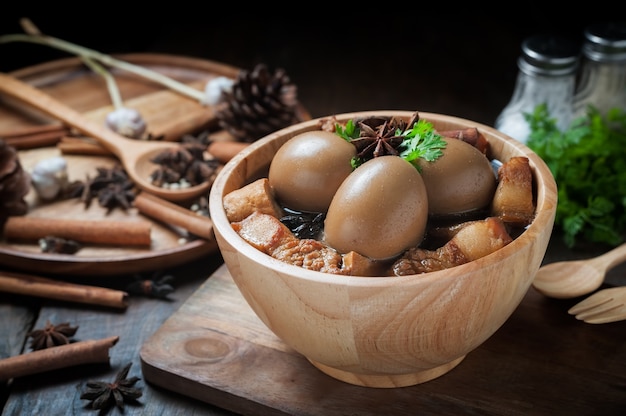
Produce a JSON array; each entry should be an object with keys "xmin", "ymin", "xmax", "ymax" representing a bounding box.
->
[{"xmin": 140, "ymin": 263, "xmax": 615, "ymax": 416}]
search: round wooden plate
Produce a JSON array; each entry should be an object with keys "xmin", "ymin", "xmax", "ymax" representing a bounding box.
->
[{"xmin": 0, "ymin": 53, "xmax": 244, "ymax": 277}]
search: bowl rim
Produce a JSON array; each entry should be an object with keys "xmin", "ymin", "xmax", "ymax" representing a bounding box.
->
[{"xmin": 209, "ymin": 110, "xmax": 557, "ymax": 286}]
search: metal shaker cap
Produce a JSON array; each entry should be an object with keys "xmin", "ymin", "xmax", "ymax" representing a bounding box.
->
[
  {"xmin": 583, "ymin": 22, "xmax": 626, "ymax": 62},
  {"xmin": 518, "ymin": 34, "xmax": 580, "ymax": 77}
]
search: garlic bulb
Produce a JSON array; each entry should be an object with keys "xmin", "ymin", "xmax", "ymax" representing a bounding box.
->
[
  {"xmin": 30, "ymin": 156, "xmax": 69, "ymax": 200},
  {"xmin": 203, "ymin": 76, "xmax": 234, "ymax": 105},
  {"xmin": 105, "ymin": 107, "xmax": 147, "ymax": 139}
]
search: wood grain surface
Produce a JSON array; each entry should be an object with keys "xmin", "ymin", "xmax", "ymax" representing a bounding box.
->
[
  {"xmin": 0, "ymin": 54, "xmax": 240, "ymax": 276},
  {"xmin": 140, "ymin": 263, "xmax": 626, "ymax": 416}
]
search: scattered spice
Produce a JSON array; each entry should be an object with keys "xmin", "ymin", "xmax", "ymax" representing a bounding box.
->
[
  {"xmin": 280, "ymin": 208, "xmax": 325, "ymax": 239},
  {"xmin": 126, "ymin": 272, "xmax": 175, "ymax": 299},
  {"xmin": 80, "ymin": 362, "xmax": 143, "ymax": 412},
  {"xmin": 38, "ymin": 235, "xmax": 82, "ymax": 254},
  {"xmin": 65, "ymin": 165, "xmax": 137, "ymax": 213},
  {"xmin": 26, "ymin": 320, "xmax": 78, "ymax": 351},
  {"xmin": 149, "ymin": 130, "xmax": 220, "ymax": 189},
  {"xmin": 350, "ymin": 116, "xmax": 409, "ymax": 160}
]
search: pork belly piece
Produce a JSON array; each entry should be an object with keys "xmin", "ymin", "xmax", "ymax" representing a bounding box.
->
[
  {"xmin": 438, "ymin": 127, "xmax": 489, "ymax": 155},
  {"xmin": 391, "ymin": 216, "xmax": 513, "ymax": 276},
  {"xmin": 223, "ymin": 178, "xmax": 284, "ymax": 223},
  {"xmin": 491, "ymin": 156, "xmax": 535, "ymax": 226},
  {"xmin": 232, "ymin": 211, "xmax": 344, "ymax": 274}
]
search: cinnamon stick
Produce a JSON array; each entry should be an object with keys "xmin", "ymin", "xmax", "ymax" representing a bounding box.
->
[
  {"xmin": 2, "ymin": 130, "xmax": 68, "ymax": 149},
  {"xmin": 2, "ymin": 217, "xmax": 152, "ymax": 246},
  {"xmin": 0, "ymin": 123, "xmax": 66, "ymax": 138},
  {"xmin": 0, "ymin": 271, "xmax": 128, "ymax": 309},
  {"xmin": 0, "ymin": 336, "xmax": 119, "ymax": 381},
  {"xmin": 56, "ymin": 136, "xmax": 113, "ymax": 156},
  {"xmin": 1, "ymin": 124, "xmax": 69, "ymax": 149},
  {"xmin": 134, "ymin": 192, "xmax": 213, "ymax": 240}
]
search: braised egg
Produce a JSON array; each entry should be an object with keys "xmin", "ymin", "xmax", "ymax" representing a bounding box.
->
[
  {"xmin": 268, "ymin": 131, "xmax": 356, "ymax": 213},
  {"xmin": 417, "ymin": 137, "xmax": 496, "ymax": 217},
  {"xmin": 324, "ymin": 156, "xmax": 428, "ymax": 260}
]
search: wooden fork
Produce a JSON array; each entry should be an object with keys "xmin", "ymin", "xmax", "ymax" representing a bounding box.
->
[{"xmin": 568, "ymin": 287, "xmax": 626, "ymax": 324}]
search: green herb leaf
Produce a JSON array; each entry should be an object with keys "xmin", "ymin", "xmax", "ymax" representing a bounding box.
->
[
  {"xmin": 526, "ymin": 103, "xmax": 626, "ymax": 248},
  {"xmin": 335, "ymin": 119, "xmax": 359, "ymax": 141},
  {"xmin": 398, "ymin": 119, "xmax": 447, "ymax": 166}
]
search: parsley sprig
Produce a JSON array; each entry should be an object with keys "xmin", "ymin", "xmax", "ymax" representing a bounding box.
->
[
  {"xmin": 526, "ymin": 103, "xmax": 626, "ymax": 248},
  {"xmin": 335, "ymin": 118, "xmax": 446, "ymax": 169}
]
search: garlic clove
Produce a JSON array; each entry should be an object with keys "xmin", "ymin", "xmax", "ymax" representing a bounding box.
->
[
  {"xmin": 105, "ymin": 107, "xmax": 147, "ymax": 139},
  {"xmin": 31, "ymin": 156, "xmax": 69, "ymax": 201},
  {"xmin": 203, "ymin": 76, "xmax": 234, "ymax": 105}
]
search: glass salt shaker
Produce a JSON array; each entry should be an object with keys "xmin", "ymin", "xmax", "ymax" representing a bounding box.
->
[
  {"xmin": 572, "ymin": 22, "xmax": 626, "ymax": 119},
  {"xmin": 494, "ymin": 34, "xmax": 580, "ymax": 143}
]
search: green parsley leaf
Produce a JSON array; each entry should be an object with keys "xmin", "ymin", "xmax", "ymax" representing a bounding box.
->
[
  {"xmin": 334, "ymin": 119, "xmax": 359, "ymax": 141},
  {"xmin": 526, "ymin": 103, "xmax": 626, "ymax": 248},
  {"xmin": 398, "ymin": 119, "xmax": 447, "ymax": 167}
]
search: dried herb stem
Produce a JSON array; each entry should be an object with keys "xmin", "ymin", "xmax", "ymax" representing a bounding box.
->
[
  {"xmin": 0, "ymin": 30, "xmax": 205, "ymax": 103},
  {"xmin": 81, "ymin": 56, "xmax": 124, "ymax": 110}
]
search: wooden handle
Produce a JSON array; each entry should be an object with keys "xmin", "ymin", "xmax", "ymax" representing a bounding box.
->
[{"xmin": 0, "ymin": 72, "xmax": 128, "ymax": 156}]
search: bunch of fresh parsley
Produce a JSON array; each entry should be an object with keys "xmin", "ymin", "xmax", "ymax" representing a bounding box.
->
[{"xmin": 526, "ymin": 103, "xmax": 626, "ymax": 248}]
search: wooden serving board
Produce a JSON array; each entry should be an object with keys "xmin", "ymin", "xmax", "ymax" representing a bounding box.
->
[
  {"xmin": 0, "ymin": 54, "xmax": 239, "ymax": 276},
  {"xmin": 140, "ymin": 263, "xmax": 623, "ymax": 416}
]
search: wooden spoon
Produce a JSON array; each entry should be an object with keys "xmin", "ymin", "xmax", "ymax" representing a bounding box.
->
[
  {"xmin": 0, "ymin": 72, "xmax": 211, "ymax": 202},
  {"xmin": 532, "ymin": 242, "xmax": 626, "ymax": 299}
]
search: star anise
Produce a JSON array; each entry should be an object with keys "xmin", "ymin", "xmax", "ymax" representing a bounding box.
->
[
  {"xmin": 80, "ymin": 362, "xmax": 143, "ymax": 412},
  {"xmin": 349, "ymin": 116, "xmax": 408, "ymax": 163},
  {"xmin": 97, "ymin": 181, "xmax": 135, "ymax": 212},
  {"xmin": 64, "ymin": 165, "xmax": 137, "ymax": 213},
  {"xmin": 26, "ymin": 320, "xmax": 78, "ymax": 351},
  {"xmin": 348, "ymin": 112, "xmax": 422, "ymax": 166}
]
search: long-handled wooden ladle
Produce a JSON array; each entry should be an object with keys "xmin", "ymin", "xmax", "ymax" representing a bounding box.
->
[
  {"xmin": 0, "ymin": 72, "xmax": 211, "ymax": 202},
  {"xmin": 532, "ymin": 242, "xmax": 626, "ymax": 299}
]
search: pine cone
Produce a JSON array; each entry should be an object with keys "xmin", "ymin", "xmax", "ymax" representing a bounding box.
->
[
  {"xmin": 217, "ymin": 64, "xmax": 301, "ymax": 143},
  {"xmin": 0, "ymin": 139, "xmax": 31, "ymax": 225}
]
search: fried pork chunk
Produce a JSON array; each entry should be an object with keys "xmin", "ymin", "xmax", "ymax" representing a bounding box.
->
[
  {"xmin": 391, "ymin": 217, "xmax": 513, "ymax": 276},
  {"xmin": 232, "ymin": 211, "xmax": 345, "ymax": 274},
  {"xmin": 491, "ymin": 156, "xmax": 535, "ymax": 226}
]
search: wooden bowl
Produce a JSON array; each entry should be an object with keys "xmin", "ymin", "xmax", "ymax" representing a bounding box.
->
[{"xmin": 208, "ymin": 111, "xmax": 557, "ymax": 388}]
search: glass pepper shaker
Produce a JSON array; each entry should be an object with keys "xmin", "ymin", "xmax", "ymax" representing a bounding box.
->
[
  {"xmin": 572, "ymin": 22, "xmax": 626, "ymax": 119},
  {"xmin": 494, "ymin": 34, "xmax": 580, "ymax": 143}
]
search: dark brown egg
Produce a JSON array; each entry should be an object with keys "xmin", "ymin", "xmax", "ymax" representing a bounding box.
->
[
  {"xmin": 324, "ymin": 156, "xmax": 428, "ymax": 260},
  {"xmin": 417, "ymin": 137, "xmax": 496, "ymax": 217},
  {"xmin": 268, "ymin": 131, "xmax": 356, "ymax": 213}
]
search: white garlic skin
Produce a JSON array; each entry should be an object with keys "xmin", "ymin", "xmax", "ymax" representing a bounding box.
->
[
  {"xmin": 105, "ymin": 107, "xmax": 147, "ymax": 139},
  {"xmin": 203, "ymin": 76, "xmax": 234, "ymax": 105},
  {"xmin": 31, "ymin": 156, "xmax": 69, "ymax": 200}
]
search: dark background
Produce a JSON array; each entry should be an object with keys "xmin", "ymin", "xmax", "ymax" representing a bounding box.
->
[{"xmin": 0, "ymin": 9, "xmax": 622, "ymax": 127}]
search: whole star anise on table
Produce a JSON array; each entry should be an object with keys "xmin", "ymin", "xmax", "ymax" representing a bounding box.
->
[
  {"xmin": 80, "ymin": 362, "xmax": 143, "ymax": 412},
  {"xmin": 64, "ymin": 164, "xmax": 137, "ymax": 213},
  {"xmin": 26, "ymin": 320, "xmax": 78, "ymax": 351},
  {"xmin": 349, "ymin": 113, "xmax": 418, "ymax": 164}
]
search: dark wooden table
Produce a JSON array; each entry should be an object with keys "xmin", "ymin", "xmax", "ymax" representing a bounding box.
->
[
  {"xmin": 2, "ymin": 12, "xmax": 625, "ymax": 416},
  {"xmin": 2, "ymin": 233, "xmax": 626, "ymax": 415}
]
